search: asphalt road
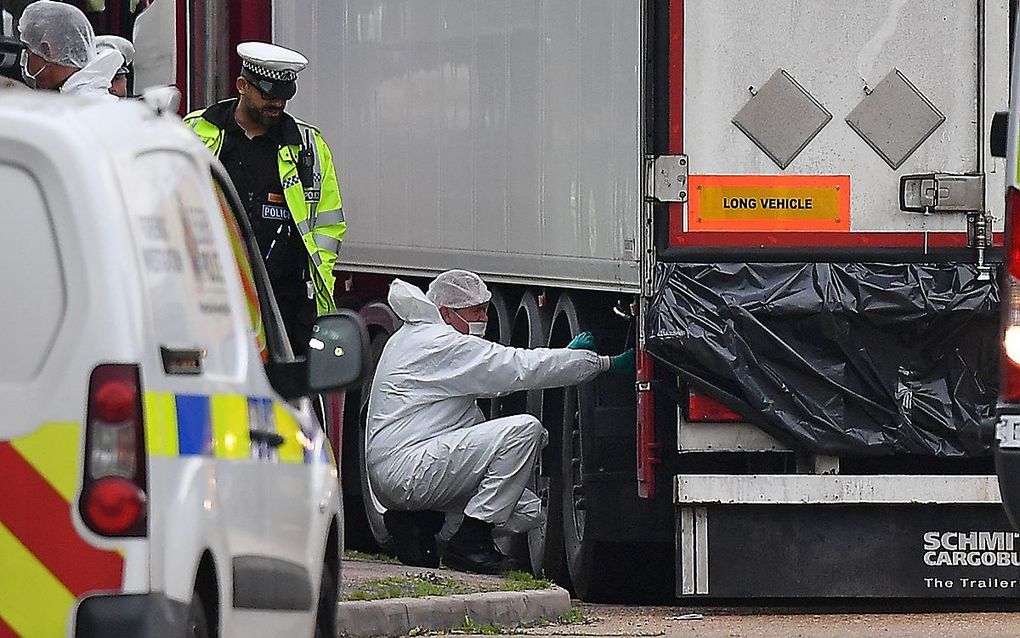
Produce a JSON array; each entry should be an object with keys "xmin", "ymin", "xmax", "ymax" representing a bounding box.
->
[{"xmin": 479, "ymin": 603, "xmax": 1020, "ymax": 637}]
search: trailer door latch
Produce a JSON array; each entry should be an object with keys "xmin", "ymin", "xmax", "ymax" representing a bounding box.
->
[
  {"xmin": 899, "ymin": 172, "xmax": 984, "ymax": 215},
  {"xmin": 900, "ymin": 172, "xmax": 993, "ymax": 280},
  {"xmin": 645, "ymin": 155, "xmax": 689, "ymax": 203},
  {"xmin": 996, "ymin": 416, "xmax": 1020, "ymax": 449}
]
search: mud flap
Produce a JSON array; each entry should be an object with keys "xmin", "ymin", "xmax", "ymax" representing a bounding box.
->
[{"xmin": 676, "ymin": 503, "xmax": 1020, "ymax": 598}]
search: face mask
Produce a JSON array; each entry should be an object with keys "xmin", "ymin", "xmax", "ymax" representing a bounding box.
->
[
  {"xmin": 453, "ymin": 310, "xmax": 487, "ymax": 337},
  {"xmin": 466, "ymin": 321, "xmax": 487, "ymax": 337},
  {"xmin": 20, "ymin": 50, "xmax": 46, "ymax": 89}
]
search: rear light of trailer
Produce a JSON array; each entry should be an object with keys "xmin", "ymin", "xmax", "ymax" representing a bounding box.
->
[
  {"xmin": 80, "ymin": 364, "xmax": 147, "ymax": 537},
  {"xmin": 687, "ymin": 390, "xmax": 743, "ymax": 423}
]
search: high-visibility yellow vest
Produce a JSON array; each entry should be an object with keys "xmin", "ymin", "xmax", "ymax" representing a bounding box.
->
[{"xmin": 185, "ymin": 102, "xmax": 345, "ymax": 315}]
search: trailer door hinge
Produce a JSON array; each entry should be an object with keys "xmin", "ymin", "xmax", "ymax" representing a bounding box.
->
[{"xmin": 645, "ymin": 155, "xmax": 689, "ymax": 203}]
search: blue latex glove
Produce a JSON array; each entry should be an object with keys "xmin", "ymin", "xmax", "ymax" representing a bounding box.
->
[
  {"xmin": 609, "ymin": 348, "xmax": 636, "ymax": 375},
  {"xmin": 567, "ymin": 331, "xmax": 596, "ymax": 351}
]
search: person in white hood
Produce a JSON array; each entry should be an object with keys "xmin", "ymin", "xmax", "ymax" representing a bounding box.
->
[
  {"xmin": 366, "ymin": 271, "xmax": 634, "ymax": 574},
  {"xmin": 17, "ymin": 1, "xmax": 121, "ymax": 98},
  {"xmin": 95, "ymin": 35, "xmax": 134, "ymax": 97}
]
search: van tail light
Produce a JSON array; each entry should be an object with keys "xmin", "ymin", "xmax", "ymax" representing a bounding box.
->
[
  {"xmin": 80, "ymin": 364, "xmax": 147, "ymax": 537},
  {"xmin": 687, "ymin": 390, "xmax": 743, "ymax": 423}
]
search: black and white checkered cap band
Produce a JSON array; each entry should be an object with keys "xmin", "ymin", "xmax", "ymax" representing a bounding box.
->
[{"xmin": 242, "ymin": 60, "xmax": 297, "ymax": 82}]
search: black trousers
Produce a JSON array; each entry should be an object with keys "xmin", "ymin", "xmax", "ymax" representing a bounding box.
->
[{"xmin": 278, "ymin": 295, "xmax": 317, "ymax": 357}]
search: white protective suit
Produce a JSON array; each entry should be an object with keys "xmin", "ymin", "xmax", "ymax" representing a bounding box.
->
[
  {"xmin": 367, "ymin": 280, "xmax": 610, "ymax": 533},
  {"xmin": 60, "ymin": 49, "xmax": 122, "ymax": 98},
  {"xmin": 95, "ymin": 35, "xmax": 135, "ymax": 70},
  {"xmin": 18, "ymin": 1, "xmax": 121, "ymax": 98}
]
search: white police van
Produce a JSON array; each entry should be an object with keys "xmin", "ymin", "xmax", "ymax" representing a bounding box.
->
[{"xmin": 0, "ymin": 89, "xmax": 367, "ymax": 638}]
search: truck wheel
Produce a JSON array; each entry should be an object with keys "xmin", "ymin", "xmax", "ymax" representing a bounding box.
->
[
  {"xmin": 481, "ymin": 287, "xmax": 516, "ymax": 418},
  {"xmin": 498, "ymin": 291, "xmax": 564, "ymax": 583},
  {"xmin": 551, "ymin": 290, "xmax": 600, "ymax": 597},
  {"xmin": 563, "ymin": 377, "xmax": 632, "ymax": 600},
  {"xmin": 341, "ymin": 328, "xmax": 392, "ymax": 552},
  {"xmin": 358, "ymin": 417, "xmax": 392, "ymax": 550},
  {"xmin": 186, "ymin": 589, "xmax": 211, "ymax": 638},
  {"xmin": 496, "ymin": 291, "xmax": 561, "ymax": 578},
  {"xmin": 555, "ymin": 293, "xmax": 674, "ymax": 602},
  {"xmin": 553, "ymin": 293, "xmax": 624, "ymax": 601},
  {"xmin": 358, "ymin": 332, "xmax": 394, "ymax": 551}
]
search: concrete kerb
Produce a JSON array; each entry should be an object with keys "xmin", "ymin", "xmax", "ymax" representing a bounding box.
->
[{"xmin": 336, "ymin": 586, "xmax": 571, "ymax": 637}]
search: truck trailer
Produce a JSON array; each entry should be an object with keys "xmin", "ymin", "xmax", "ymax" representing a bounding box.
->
[
  {"xmin": 278, "ymin": 0, "xmax": 1014, "ymax": 601},
  {"xmin": 77, "ymin": 0, "xmax": 1017, "ymax": 601}
]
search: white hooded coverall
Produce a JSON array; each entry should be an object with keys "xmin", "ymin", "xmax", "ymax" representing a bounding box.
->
[
  {"xmin": 60, "ymin": 49, "xmax": 123, "ymax": 98},
  {"xmin": 18, "ymin": 0, "xmax": 121, "ymax": 99},
  {"xmin": 366, "ymin": 280, "xmax": 609, "ymax": 534}
]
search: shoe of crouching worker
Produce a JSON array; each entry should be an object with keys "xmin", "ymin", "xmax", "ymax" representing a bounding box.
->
[
  {"xmin": 441, "ymin": 516, "xmax": 526, "ymax": 575},
  {"xmin": 383, "ymin": 510, "xmax": 445, "ymax": 568}
]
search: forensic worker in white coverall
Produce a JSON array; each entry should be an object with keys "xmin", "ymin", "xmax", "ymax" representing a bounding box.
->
[
  {"xmin": 366, "ymin": 270, "xmax": 634, "ymax": 574},
  {"xmin": 18, "ymin": 1, "xmax": 122, "ymax": 98}
]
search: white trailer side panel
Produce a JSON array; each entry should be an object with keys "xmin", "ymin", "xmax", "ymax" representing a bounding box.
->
[{"xmin": 275, "ymin": 1, "xmax": 643, "ymax": 291}]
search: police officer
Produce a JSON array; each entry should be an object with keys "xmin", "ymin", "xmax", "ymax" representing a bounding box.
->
[{"xmin": 185, "ymin": 42, "xmax": 346, "ymax": 355}]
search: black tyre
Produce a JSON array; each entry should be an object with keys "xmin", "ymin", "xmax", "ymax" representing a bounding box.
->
[
  {"xmin": 313, "ymin": 560, "xmax": 338, "ymax": 638},
  {"xmin": 343, "ymin": 329, "xmax": 392, "ymax": 552},
  {"xmin": 186, "ymin": 590, "xmax": 211, "ymax": 638},
  {"xmin": 499, "ymin": 291, "xmax": 565, "ymax": 582},
  {"xmin": 359, "ymin": 332, "xmax": 394, "ymax": 550},
  {"xmin": 560, "ymin": 380, "xmax": 603, "ymax": 599},
  {"xmin": 480, "ymin": 287, "xmax": 516, "ymax": 418},
  {"xmin": 550, "ymin": 293, "xmax": 595, "ymax": 596},
  {"xmin": 554, "ymin": 292, "xmax": 673, "ymax": 602}
]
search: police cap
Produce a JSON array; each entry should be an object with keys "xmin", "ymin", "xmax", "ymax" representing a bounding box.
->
[{"xmin": 237, "ymin": 41, "xmax": 307, "ymax": 101}]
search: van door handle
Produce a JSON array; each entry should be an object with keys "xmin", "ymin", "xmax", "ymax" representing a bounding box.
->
[{"xmin": 249, "ymin": 429, "xmax": 286, "ymax": 448}]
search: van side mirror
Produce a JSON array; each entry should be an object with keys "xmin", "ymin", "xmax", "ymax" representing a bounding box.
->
[
  {"xmin": 306, "ymin": 310, "xmax": 370, "ymax": 393},
  {"xmin": 991, "ymin": 111, "xmax": 1009, "ymax": 158}
]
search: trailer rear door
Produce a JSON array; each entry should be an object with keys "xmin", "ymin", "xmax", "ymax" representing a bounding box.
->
[{"xmin": 665, "ymin": 0, "xmax": 1008, "ymax": 260}]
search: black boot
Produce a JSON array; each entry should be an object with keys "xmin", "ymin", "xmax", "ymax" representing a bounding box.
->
[
  {"xmin": 442, "ymin": 516, "xmax": 524, "ymax": 575},
  {"xmin": 383, "ymin": 510, "xmax": 445, "ymax": 568}
]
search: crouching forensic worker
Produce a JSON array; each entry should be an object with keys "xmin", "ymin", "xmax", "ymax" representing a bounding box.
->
[{"xmin": 366, "ymin": 270, "xmax": 635, "ymax": 574}]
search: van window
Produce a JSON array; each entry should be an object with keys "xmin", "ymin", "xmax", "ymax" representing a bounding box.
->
[
  {"xmin": 213, "ymin": 181, "xmax": 268, "ymax": 361},
  {"xmin": 126, "ymin": 152, "xmax": 241, "ymax": 378},
  {"xmin": 0, "ymin": 163, "xmax": 65, "ymax": 382}
]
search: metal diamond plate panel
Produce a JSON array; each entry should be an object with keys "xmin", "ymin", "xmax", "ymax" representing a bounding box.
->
[
  {"xmin": 846, "ymin": 69, "xmax": 946, "ymax": 170},
  {"xmin": 731, "ymin": 69, "xmax": 832, "ymax": 170}
]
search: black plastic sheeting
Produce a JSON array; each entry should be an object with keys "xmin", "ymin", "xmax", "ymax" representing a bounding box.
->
[{"xmin": 645, "ymin": 263, "xmax": 1001, "ymax": 456}]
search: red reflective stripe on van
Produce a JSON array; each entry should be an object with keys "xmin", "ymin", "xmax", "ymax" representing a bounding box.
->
[{"xmin": 0, "ymin": 443, "xmax": 123, "ymax": 596}]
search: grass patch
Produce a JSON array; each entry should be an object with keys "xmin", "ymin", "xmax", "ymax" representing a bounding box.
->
[
  {"xmin": 450, "ymin": 608, "xmax": 584, "ymax": 635},
  {"xmin": 558, "ymin": 606, "xmax": 585, "ymax": 625},
  {"xmin": 343, "ymin": 571, "xmax": 553, "ymax": 601},
  {"xmin": 499, "ymin": 571, "xmax": 551, "ymax": 591},
  {"xmin": 345, "ymin": 573, "xmax": 473, "ymax": 601},
  {"xmin": 343, "ymin": 550, "xmax": 400, "ymax": 564},
  {"xmin": 454, "ymin": 616, "xmax": 506, "ymax": 635}
]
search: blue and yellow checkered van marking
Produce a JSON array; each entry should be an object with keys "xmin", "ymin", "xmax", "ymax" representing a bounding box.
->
[{"xmin": 142, "ymin": 391, "xmax": 320, "ymax": 465}]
